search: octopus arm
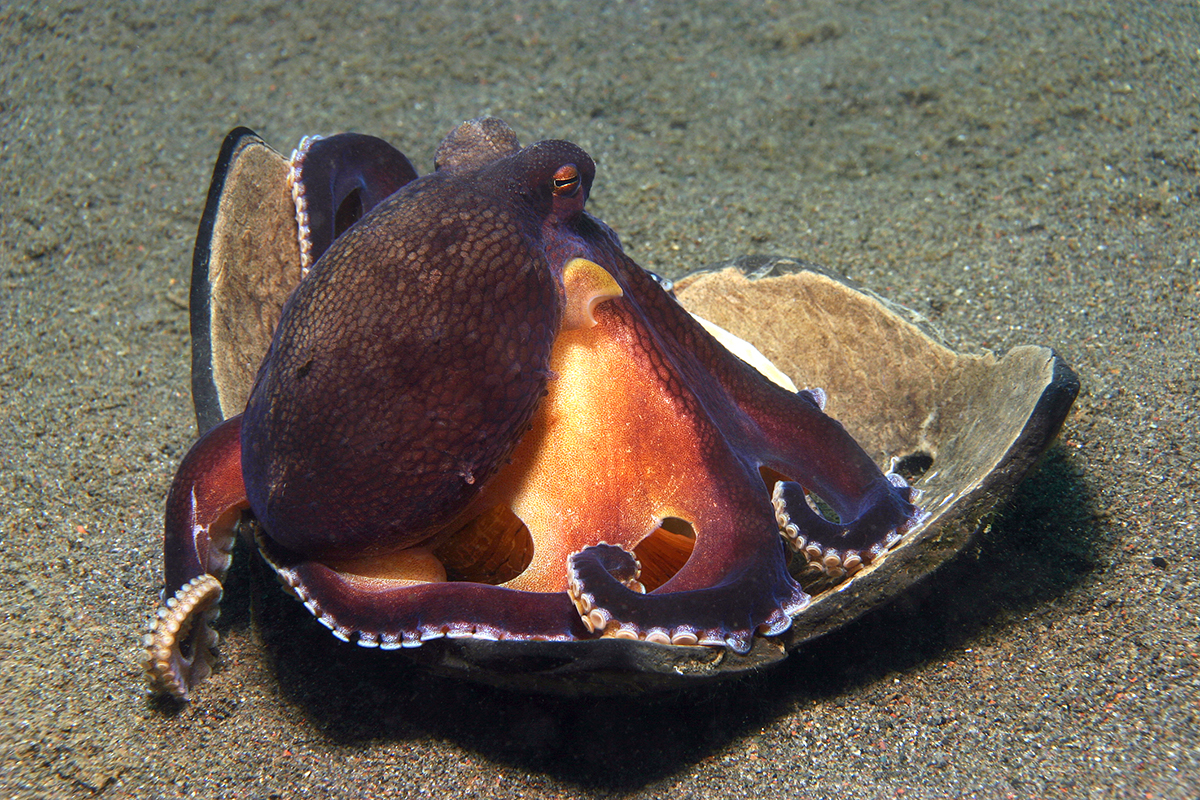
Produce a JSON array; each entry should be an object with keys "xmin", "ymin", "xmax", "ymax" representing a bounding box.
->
[
  {"xmin": 144, "ymin": 415, "xmax": 248, "ymax": 700},
  {"xmin": 289, "ymin": 132, "xmax": 418, "ymax": 273},
  {"xmin": 615, "ymin": 252, "xmax": 920, "ymax": 578},
  {"xmin": 252, "ymin": 538, "xmax": 590, "ymax": 648}
]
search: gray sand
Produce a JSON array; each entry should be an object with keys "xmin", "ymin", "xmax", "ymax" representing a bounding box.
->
[{"xmin": 2, "ymin": 1, "xmax": 1197, "ymax": 797}]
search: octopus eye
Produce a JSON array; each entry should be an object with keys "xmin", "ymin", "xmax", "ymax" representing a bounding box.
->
[{"xmin": 552, "ymin": 164, "xmax": 581, "ymax": 197}]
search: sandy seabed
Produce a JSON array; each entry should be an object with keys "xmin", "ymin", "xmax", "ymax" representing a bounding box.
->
[{"xmin": 2, "ymin": 1, "xmax": 1198, "ymax": 798}]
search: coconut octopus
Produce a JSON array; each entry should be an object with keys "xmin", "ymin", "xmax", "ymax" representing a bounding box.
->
[{"xmin": 143, "ymin": 118, "xmax": 926, "ymax": 700}]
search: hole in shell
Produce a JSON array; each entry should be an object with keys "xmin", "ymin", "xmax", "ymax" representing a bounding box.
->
[
  {"xmin": 894, "ymin": 450, "xmax": 934, "ymax": 483},
  {"xmin": 805, "ymin": 491, "xmax": 841, "ymax": 524},
  {"xmin": 759, "ymin": 465, "xmax": 841, "ymax": 523},
  {"xmin": 633, "ymin": 518, "xmax": 696, "ymax": 592}
]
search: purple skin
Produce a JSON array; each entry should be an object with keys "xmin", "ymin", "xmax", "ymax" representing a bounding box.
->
[{"xmin": 145, "ymin": 118, "xmax": 919, "ymax": 699}]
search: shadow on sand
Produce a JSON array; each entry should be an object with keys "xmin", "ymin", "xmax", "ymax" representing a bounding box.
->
[{"xmin": 196, "ymin": 444, "xmax": 1101, "ymax": 791}]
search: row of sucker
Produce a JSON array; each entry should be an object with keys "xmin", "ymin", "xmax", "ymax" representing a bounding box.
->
[
  {"xmin": 251, "ymin": 528, "xmax": 572, "ymax": 651},
  {"xmin": 771, "ymin": 473, "xmax": 919, "ymax": 583},
  {"xmin": 143, "ymin": 517, "xmax": 237, "ymax": 700},
  {"xmin": 565, "ymin": 542, "xmax": 752, "ymax": 650},
  {"xmin": 288, "ymin": 136, "xmax": 321, "ymax": 276},
  {"xmin": 142, "ymin": 574, "xmax": 223, "ymax": 700}
]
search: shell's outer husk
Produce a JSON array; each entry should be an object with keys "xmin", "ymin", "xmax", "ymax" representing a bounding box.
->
[
  {"xmin": 191, "ymin": 129, "xmax": 304, "ymax": 434},
  {"xmin": 193, "ymin": 138, "xmax": 1078, "ymax": 692},
  {"xmin": 672, "ymin": 258, "xmax": 1078, "ymax": 659}
]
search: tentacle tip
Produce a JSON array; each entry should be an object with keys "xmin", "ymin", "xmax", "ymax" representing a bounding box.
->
[{"xmin": 142, "ymin": 574, "xmax": 224, "ymax": 702}]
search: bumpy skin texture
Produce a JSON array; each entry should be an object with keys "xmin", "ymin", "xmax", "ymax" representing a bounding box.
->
[
  {"xmin": 244, "ymin": 126, "xmax": 568, "ymax": 559},
  {"xmin": 146, "ymin": 118, "xmax": 919, "ymax": 699}
]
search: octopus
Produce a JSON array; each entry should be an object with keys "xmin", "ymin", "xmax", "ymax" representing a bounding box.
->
[{"xmin": 143, "ymin": 118, "xmax": 924, "ymax": 700}]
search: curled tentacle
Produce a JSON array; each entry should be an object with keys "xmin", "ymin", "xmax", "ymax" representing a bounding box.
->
[
  {"xmin": 143, "ymin": 574, "xmax": 223, "ymax": 698},
  {"xmin": 772, "ymin": 473, "xmax": 919, "ymax": 580},
  {"xmin": 288, "ymin": 132, "xmax": 418, "ymax": 276},
  {"xmin": 144, "ymin": 415, "xmax": 248, "ymax": 700},
  {"xmin": 567, "ymin": 542, "xmax": 808, "ymax": 653}
]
